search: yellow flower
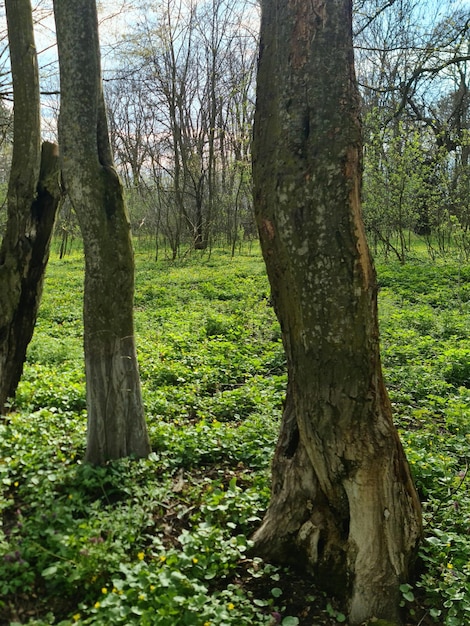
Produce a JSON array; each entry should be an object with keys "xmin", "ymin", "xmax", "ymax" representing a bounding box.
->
[
  {"xmin": 139, "ymin": 593, "xmax": 146, "ymax": 601},
  {"xmin": 192, "ymin": 557, "xmax": 198, "ymax": 564},
  {"xmin": 159, "ymin": 555, "xmax": 166, "ymax": 562},
  {"xmin": 14, "ymin": 481, "xmax": 19, "ymax": 487},
  {"xmin": 150, "ymin": 585, "xmax": 156, "ymax": 591},
  {"xmin": 137, "ymin": 551, "xmax": 145, "ymax": 561},
  {"xmin": 73, "ymin": 614, "xmax": 81, "ymax": 622},
  {"xmin": 447, "ymin": 563, "xmax": 454, "ymax": 569},
  {"xmin": 101, "ymin": 587, "xmax": 108, "ymax": 594},
  {"xmin": 204, "ymin": 622, "xmax": 211, "ymax": 626},
  {"xmin": 94, "ymin": 602, "xmax": 100, "ymax": 609},
  {"xmin": 227, "ymin": 602, "xmax": 235, "ymax": 610}
]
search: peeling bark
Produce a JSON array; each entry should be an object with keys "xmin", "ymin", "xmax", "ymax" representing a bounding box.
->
[
  {"xmin": 53, "ymin": 0, "xmax": 150, "ymax": 463},
  {"xmin": 252, "ymin": 0, "xmax": 422, "ymax": 623},
  {"xmin": 0, "ymin": 0, "xmax": 62, "ymax": 414}
]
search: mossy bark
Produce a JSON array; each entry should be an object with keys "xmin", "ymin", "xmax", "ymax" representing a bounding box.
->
[
  {"xmin": 0, "ymin": 0, "xmax": 62, "ymax": 414},
  {"xmin": 252, "ymin": 1, "xmax": 422, "ymax": 623},
  {"xmin": 53, "ymin": 0, "xmax": 150, "ymax": 463}
]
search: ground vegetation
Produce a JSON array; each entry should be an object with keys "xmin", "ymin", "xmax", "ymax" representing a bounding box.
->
[{"xmin": 1, "ymin": 244, "xmax": 470, "ymax": 625}]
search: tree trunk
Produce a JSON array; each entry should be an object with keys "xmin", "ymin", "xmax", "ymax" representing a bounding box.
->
[
  {"xmin": 252, "ymin": 1, "xmax": 422, "ymax": 624},
  {"xmin": 53, "ymin": 0, "xmax": 151, "ymax": 463},
  {"xmin": 0, "ymin": 0, "xmax": 62, "ymax": 415}
]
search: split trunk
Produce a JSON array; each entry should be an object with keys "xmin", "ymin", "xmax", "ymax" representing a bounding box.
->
[
  {"xmin": 252, "ymin": 0, "xmax": 422, "ymax": 623},
  {"xmin": 0, "ymin": 0, "xmax": 62, "ymax": 414}
]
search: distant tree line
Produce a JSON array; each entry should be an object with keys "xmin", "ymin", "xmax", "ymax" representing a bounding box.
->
[
  {"xmin": 0, "ymin": 0, "xmax": 468, "ymax": 261},
  {"xmin": 93, "ymin": 0, "xmax": 469, "ymax": 261},
  {"xmin": 355, "ymin": 0, "xmax": 470, "ymax": 262},
  {"xmin": 104, "ymin": 0, "xmax": 258, "ymax": 258}
]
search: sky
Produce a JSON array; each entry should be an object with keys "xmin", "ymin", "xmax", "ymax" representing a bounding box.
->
[{"xmin": 33, "ymin": 1, "xmax": 138, "ymax": 76}]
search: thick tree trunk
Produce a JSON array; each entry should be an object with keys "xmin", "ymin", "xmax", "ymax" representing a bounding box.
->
[
  {"xmin": 53, "ymin": 0, "xmax": 150, "ymax": 463},
  {"xmin": 0, "ymin": 0, "xmax": 62, "ymax": 415},
  {"xmin": 252, "ymin": 1, "xmax": 422, "ymax": 624}
]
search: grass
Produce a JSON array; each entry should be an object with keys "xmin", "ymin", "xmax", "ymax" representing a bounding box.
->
[{"xmin": 1, "ymin": 243, "xmax": 470, "ymax": 625}]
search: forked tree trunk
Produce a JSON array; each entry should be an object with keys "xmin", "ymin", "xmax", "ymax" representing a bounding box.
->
[
  {"xmin": 53, "ymin": 0, "xmax": 150, "ymax": 463},
  {"xmin": 0, "ymin": 0, "xmax": 62, "ymax": 415},
  {"xmin": 252, "ymin": 1, "xmax": 422, "ymax": 623}
]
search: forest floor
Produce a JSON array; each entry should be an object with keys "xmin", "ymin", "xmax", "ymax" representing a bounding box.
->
[{"xmin": 1, "ymin": 243, "xmax": 470, "ymax": 625}]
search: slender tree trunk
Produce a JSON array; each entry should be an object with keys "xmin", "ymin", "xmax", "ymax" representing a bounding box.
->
[
  {"xmin": 0, "ymin": 0, "xmax": 62, "ymax": 415},
  {"xmin": 252, "ymin": 1, "xmax": 422, "ymax": 624},
  {"xmin": 53, "ymin": 0, "xmax": 150, "ymax": 463}
]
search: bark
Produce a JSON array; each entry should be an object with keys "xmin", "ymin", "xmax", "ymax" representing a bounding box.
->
[
  {"xmin": 252, "ymin": 1, "xmax": 422, "ymax": 623},
  {"xmin": 53, "ymin": 0, "xmax": 150, "ymax": 463},
  {"xmin": 0, "ymin": 0, "xmax": 62, "ymax": 415}
]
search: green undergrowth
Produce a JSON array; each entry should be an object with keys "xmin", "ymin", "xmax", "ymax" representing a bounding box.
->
[
  {"xmin": 1, "ymin": 247, "xmax": 470, "ymax": 624},
  {"xmin": 376, "ymin": 258, "xmax": 470, "ymax": 626}
]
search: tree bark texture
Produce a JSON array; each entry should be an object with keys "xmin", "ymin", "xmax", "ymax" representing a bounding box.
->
[
  {"xmin": 53, "ymin": 0, "xmax": 150, "ymax": 463},
  {"xmin": 0, "ymin": 0, "xmax": 62, "ymax": 415},
  {"xmin": 252, "ymin": 1, "xmax": 422, "ymax": 623}
]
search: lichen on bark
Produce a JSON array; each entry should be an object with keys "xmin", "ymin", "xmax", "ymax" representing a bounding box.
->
[{"xmin": 252, "ymin": 0, "xmax": 422, "ymax": 623}]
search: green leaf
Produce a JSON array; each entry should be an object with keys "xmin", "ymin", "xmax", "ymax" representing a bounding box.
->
[
  {"xmin": 131, "ymin": 606, "xmax": 144, "ymax": 616},
  {"xmin": 41, "ymin": 565, "xmax": 59, "ymax": 578},
  {"xmin": 173, "ymin": 596, "xmax": 186, "ymax": 604},
  {"xmin": 425, "ymin": 536, "xmax": 442, "ymax": 546},
  {"xmin": 282, "ymin": 618, "xmax": 300, "ymax": 626}
]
